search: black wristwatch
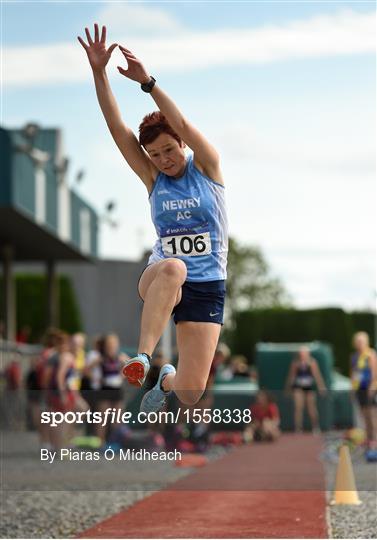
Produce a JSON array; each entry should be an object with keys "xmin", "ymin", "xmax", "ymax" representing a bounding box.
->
[{"xmin": 141, "ymin": 76, "xmax": 156, "ymax": 93}]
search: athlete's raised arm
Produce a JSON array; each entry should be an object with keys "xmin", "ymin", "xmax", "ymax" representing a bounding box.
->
[
  {"xmin": 117, "ymin": 45, "xmax": 223, "ymax": 185},
  {"xmin": 77, "ymin": 24, "xmax": 157, "ymax": 191}
]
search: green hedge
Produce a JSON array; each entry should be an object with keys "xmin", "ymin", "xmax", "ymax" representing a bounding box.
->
[
  {"xmin": 0, "ymin": 274, "xmax": 82, "ymax": 341},
  {"xmin": 229, "ymin": 308, "xmax": 375, "ymax": 376}
]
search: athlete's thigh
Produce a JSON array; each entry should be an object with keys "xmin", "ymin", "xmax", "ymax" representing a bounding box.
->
[
  {"xmin": 138, "ymin": 260, "xmax": 185, "ymax": 304},
  {"xmin": 305, "ymin": 391, "xmax": 317, "ymax": 408},
  {"xmin": 293, "ymin": 389, "xmax": 304, "ymax": 408},
  {"xmin": 138, "ymin": 262, "xmax": 164, "ymax": 300},
  {"xmin": 175, "ymin": 321, "xmax": 221, "ymax": 390}
]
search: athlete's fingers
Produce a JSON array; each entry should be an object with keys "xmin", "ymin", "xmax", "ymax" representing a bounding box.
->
[
  {"xmin": 94, "ymin": 23, "xmax": 99, "ymax": 42},
  {"xmin": 118, "ymin": 48, "xmax": 138, "ymax": 67},
  {"xmin": 119, "ymin": 48, "xmax": 135, "ymax": 60},
  {"xmin": 107, "ymin": 42, "xmax": 118, "ymax": 55},
  {"xmin": 77, "ymin": 36, "xmax": 89, "ymax": 51},
  {"xmin": 120, "ymin": 51, "xmax": 139, "ymax": 65},
  {"xmin": 117, "ymin": 66, "xmax": 129, "ymax": 76},
  {"xmin": 85, "ymin": 27, "xmax": 94, "ymax": 46},
  {"xmin": 100, "ymin": 25, "xmax": 106, "ymax": 43},
  {"xmin": 123, "ymin": 54, "xmax": 137, "ymax": 64},
  {"xmin": 119, "ymin": 45, "xmax": 136, "ymax": 58}
]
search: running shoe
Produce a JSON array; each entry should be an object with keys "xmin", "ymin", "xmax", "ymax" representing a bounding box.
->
[
  {"xmin": 122, "ymin": 353, "xmax": 150, "ymax": 387},
  {"xmin": 140, "ymin": 364, "xmax": 176, "ymax": 414}
]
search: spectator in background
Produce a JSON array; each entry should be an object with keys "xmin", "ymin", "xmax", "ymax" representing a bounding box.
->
[
  {"xmin": 93, "ymin": 333, "xmax": 129, "ymax": 445},
  {"xmin": 285, "ymin": 346, "xmax": 326, "ymax": 433},
  {"xmin": 81, "ymin": 336, "xmax": 104, "ymax": 435},
  {"xmin": 230, "ymin": 355, "xmax": 250, "ymax": 379},
  {"xmin": 249, "ymin": 365, "xmax": 258, "ymax": 384},
  {"xmin": 213, "ymin": 343, "xmax": 233, "ymax": 382},
  {"xmin": 26, "ymin": 356, "xmax": 43, "ymax": 430},
  {"xmin": 4, "ymin": 356, "xmax": 22, "ymax": 391},
  {"xmin": 351, "ymin": 331, "xmax": 377, "ymax": 449},
  {"xmin": 84, "ymin": 336, "xmax": 104, "ymax": 392},
  {"xmin": 16, "ymin": 325, "xmax": 32, "ymax": 344},
  {"xmin": 2, "ymin": 354, "xmax": 23, "ymax": 429},
  {"xmin": 70, "ymin": 332, "xmax": 87, "ymax": 391},
  {"xmin": 44, "ymin": 331, "xmax": 88, "ymax": 449},
  {"xmin": 25, "ymin": 327, "xmax": 60, "ymax": 449},
  {"xmin": 244, "ymin": 390, "xmax": 280, "ymax": 442}
]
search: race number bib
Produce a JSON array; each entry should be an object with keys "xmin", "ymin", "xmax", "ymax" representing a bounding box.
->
[{"xmin": 162, "ymin": 231, "xmax": 212, "ymax": 257}]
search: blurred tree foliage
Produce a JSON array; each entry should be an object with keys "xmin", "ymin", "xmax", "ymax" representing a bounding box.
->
[
  {"xmin": 225, "ymin": 237, "xmax": 292, "ymax": 325},
  {"xmin": 0, "ymin": 274, "xmax": 82, "ymax": 341}
]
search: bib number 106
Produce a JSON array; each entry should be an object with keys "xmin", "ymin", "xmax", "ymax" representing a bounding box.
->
[{"xmin": 162, "ymin": 232, "xmax": 211, "ymax": 257}]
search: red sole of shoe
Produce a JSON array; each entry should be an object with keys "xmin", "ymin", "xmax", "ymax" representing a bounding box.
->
[{"xmin": 122, "ymin": 361, "xmax": 146, "ymax": 387}]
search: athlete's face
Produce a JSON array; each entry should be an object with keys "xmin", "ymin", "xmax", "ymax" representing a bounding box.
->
[
  {"xmin": 105, "ymin": 335, "xmax": 119, "ymax": 357},
  {"xmin": 353, "ymin": 333, "xmax": 368, "ymax": 352},
  {"xmin": 298, "ymin": 347, "xmax": 310, "ymax": 362},
  {"xmin": 145, "ymin": 133, "xmax": 187, "ymax": 178}
]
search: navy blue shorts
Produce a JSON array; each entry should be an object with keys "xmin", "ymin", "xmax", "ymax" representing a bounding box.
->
[
  {"xmin": 138, "ymin": 266, "xmax": 226, "ymax": 325},
  {"xmin": 172, "ymin": 280, "xmax": 226, "ymax": 325}
]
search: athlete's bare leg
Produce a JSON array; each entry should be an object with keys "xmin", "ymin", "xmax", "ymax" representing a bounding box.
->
[
  {"xmin": 137, "ymin": 259, "xmax": 186, "ymax": 356},
  {"xmin": 306, "ymin": 391, "xmax": 320, "ymax": 431},
  {"xmin": 293, "ymin": 389, "xmax": 305, "ymax": 432},
  {"xmin": 162, "ymin": 321, "xmax": 221, "ymax": 405}
]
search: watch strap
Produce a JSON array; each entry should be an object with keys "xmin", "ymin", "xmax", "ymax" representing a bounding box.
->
[{"xmin": 141, "ymin": 76, "xmax": 156, "ymax": 93}]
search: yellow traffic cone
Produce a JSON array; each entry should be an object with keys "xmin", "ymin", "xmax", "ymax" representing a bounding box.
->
[{"xmin": 330, "ymin": 444, "xmax": 362, "ymax": 505}]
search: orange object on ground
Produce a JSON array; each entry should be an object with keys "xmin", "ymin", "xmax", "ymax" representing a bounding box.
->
[
  {"xmin": 330, "ymin": 444, "xmax": 361, "ymax": 505},
  {"xmin": 78, "ymin": 434, "xmax": 328, "ymax": 539}
]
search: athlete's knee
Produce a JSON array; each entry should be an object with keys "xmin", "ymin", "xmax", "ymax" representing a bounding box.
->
[
  {"xmin": 158, "ymin": 259, "xmax": 187, "ymax": 284},
  {"xmin": 175, "ymin": 388, "xmax": 205, "ymax": 405}
]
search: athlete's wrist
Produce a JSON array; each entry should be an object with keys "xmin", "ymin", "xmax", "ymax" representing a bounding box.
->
[
  {"xmin": 140, "ymin": 75, "xmax": 151, "ymax": 84},
  {"xmin": 92, "ymin": 68, "xmax": 108, "ymax": 82},
  {"xmin": 141, "ymin": 76, "xmax": 156, "ymax": 93}
]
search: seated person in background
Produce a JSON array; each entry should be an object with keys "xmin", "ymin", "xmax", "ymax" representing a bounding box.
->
[
  {"xmin": 244, "ymin": 390, "xmax": 280, "ymax": 443},
  {"xmin": 212, "ymin": 343, "xmax": 232, "ymax": 382},
  {"xmin": 231, "ymin": 355, "xmax": 250, "ymax": 378}
]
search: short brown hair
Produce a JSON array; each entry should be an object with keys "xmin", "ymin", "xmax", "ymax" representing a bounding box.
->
[
  {"xmin": 55, "ymin": 331, "xmax": 70, "ymax": 347},
  {"xmin": 139, "ymin": 111, "xmax": 181, "ymax": 147}
]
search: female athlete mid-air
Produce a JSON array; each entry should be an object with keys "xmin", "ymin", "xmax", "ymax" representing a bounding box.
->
[{"xmin": 78, "ymin": 24, "xmax": 228, "ymax": 413}]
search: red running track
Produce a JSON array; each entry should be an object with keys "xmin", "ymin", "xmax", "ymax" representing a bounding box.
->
[{"xmin": 78, "ymin": 434, "xmax": 328, "ymax": 538}]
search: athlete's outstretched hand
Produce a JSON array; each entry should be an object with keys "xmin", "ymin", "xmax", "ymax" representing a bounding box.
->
[
  {"xmin": 117, "ymin": 46, "xmax": 151, "ymax": 84},
  {"xmin": 77, "ymin": 23, "xmax": 117, "ymax": 72}
]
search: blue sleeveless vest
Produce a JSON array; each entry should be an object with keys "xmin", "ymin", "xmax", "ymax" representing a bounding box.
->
[{"xmin": 148, "ymin": 154, "xmax": 228, "ymax": 282}]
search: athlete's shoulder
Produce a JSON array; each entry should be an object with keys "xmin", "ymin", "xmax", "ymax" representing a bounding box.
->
[{"xmin": 191, "ymin": 154, "xmax": 224, "ymax": 186}]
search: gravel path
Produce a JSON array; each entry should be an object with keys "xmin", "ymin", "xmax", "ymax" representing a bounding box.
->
[
  {"xmin": 329, "ymin": 491, "xmax": 377, "ymax": 539},
  {"xmin": 323, "ymin": 432, "xmax": 377, "ymax": 539},
  {"xmin": 1, "ymin": 489, "xmax": 154, "ymax": 539}
]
